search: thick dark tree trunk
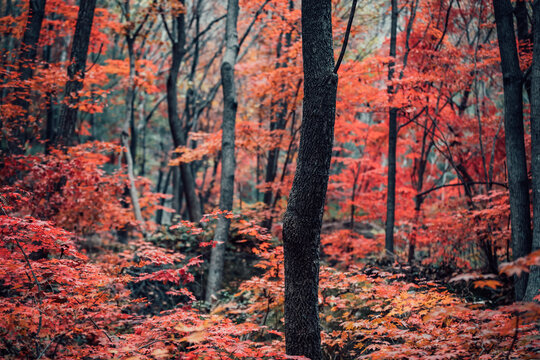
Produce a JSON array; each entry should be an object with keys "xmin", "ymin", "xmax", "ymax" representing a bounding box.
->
[
  {"xmin": 493, "ymin": 0, "xmax": 532, "ymax": 301},
  {"xmin": 282, "ymin": 0, "xmax": 337, "ymax": 358},
  {"xmin": 525, "ymin": 0, "xmax": 540, "ymax": 302},
  {"xmin": 53, "ymin": 0, "xmax": 97, "ymax": 147},
  {"xmin": 206, "ymin": 0, "xmax": 239, "ymax": 303},
  {"xmin": 385, "ymin": 0, "xmax": 398, "ymax": 255},
  {"xmin": 164, "ymin": 3, "xmax": 203, "ymax": 223}
]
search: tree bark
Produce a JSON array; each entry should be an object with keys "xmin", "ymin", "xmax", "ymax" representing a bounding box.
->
[
  {"xmin": 282, "ymin": 0, "xmax": 337, "ymax": 358},
  {"xmin": 121, "ymin": 132, "xmax": 146, "ymax": 236},
  {"xmin": 493, "ymin": 0, "xmax": 532, "ymax": 301},
  {"xmin": 8, "ymin": 0, "xmax": 46, "ymax": 152},
  {"xmin": 53, "ymin": 0, "xmax": 97, "ymax": 147},
  {"xmin": 385, "ymin": 0, "xmax": 398, "ymax": 255},
  {"xmin": 164, "ymin": 2, "xmax": 203, "ymax": 222},
  {"xmin": 206, "ymin": 0, "xmax": 239, "ymax": 303},
  {"xmin": 263, "ymin": 4, "xmax": 293, "ymax": 214},
  {"xmin": 525, "ymin": 0, "xmax": 540, "ymax": 302},
  {"xmin": 17, "ymin": 0, "xmax": 46, "ymax": 100},
  {"xmin": 156, "ymin": 167, "xmax": 172, "ymax": 226}
]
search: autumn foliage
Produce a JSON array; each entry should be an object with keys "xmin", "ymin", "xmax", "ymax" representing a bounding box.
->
[{"xmin": 1, "ymin": 0, "xmax": 540, "ymax": 359}]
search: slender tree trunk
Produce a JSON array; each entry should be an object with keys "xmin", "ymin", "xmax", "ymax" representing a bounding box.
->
[
  {"xmin": 6, "ymin": 0, "xmax": 46, "ymax": 152},
  {"xmin": 126, "ymin": 37, "xmax": 137, "ymax": 162},
  {"xmin": 53, "ymin": 0, "xmax": 97, "ymax": 147},
  {"xmin": 122, "ymin": 132, "xmax": 146, "ymax": 235},
  {"xmin": 515, "ymin": 0, "xmax": 532, "ymax": 101},
  {"xmin": 121, "ymin": 33, "xmax": 145, "ymax": 236},
  {"xmin": 206, "ymin": 0, "xmax": 239, "ymax": 303},
  {"xmin": 16, "ymin": 0, "xmax": 46, "ymax": 103},
  {"xmin": 282, "ymin": 0, "xmax": 337, "ymax": 358},
  {"xmin": 172, "ymin": 166, "xmax": 183, "ymax": 214},
  {"xmin": 385, "ymin": 0, "xmax": 398, "ymax": 255},
  {"xmin": 165, "ymin": 3, "xmax": 203, "ymax": 222},
  {"xmin": 156, "ymin": 167, "xmax": 172, "ymax": 226},
  {"xmin": 263, "ymin": 0, "xmax": 294, "ymax": 231},
  {"xmin": 409, "ymin": 120, "xmax": 433, "ymax": 263},
  {"xmin": 525, "ymin": 0, "xmax": 540, "ymax": 302},
  {"xmin": 493, "ymin": 0, "xmax": 532, "ymax": 301}
]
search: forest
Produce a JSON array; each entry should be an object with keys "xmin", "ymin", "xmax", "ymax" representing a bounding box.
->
[{"xmin": 1, "ymin": 0, "xmax": 540, "ymax": 359}]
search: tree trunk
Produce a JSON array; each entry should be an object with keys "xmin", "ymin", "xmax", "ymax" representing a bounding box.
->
[
  {"xmin": 121, "ymin": 132, "xmax": 146, "ymax": 236},
  {"xmin": 263, "ymin": 0, "xmax": 294, "ymax": 231},
  {"xmin": 53, "ymin": 0, "xmax": 97, "ymax": 147},
  {"xmin": 165, "ymin": 3, "xmax": 203, "ymax": 223},
  {"xmin": 206, "ymin": 0, "xmax": 239, "ymax": 303},
  {"xmin": 8, "ymin": 0, "xmax": 46, "ymax": 152},
  {"xmin": 525, "ymin": 0, "xmax": 540, "ymax": 302},
  {"xmin": 16, "ymin": 0, "xmax": 46, "ymax": 103},
  {"xmin": 282, "ymin": 0, "xmax": 337, "ymax": 358},
  {"xmin": 515, "ymin": 0, "xmax": 532, "ymax": 101},
  {"xmin": 385, "ymin": 0, "xmax": 398, "ymax": 255},
  {"xmin": 493, "ymin": 0, "xmax": 532, "ymax": 301},
  {"xmin": 125, "ymin": 37, "xmax": 137, "ymax": 163},
  {"xmin": 156, "ymin": 167, "xmax": 172, "ymax": 226},
  {"xmin": 172, "ymin": 166, "xmax": 183, "ymax": 215}
]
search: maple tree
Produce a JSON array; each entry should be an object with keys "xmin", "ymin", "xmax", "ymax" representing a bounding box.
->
[{"xmin": 1, "ymin": 0, "xmax": 540, "ymax": 359}]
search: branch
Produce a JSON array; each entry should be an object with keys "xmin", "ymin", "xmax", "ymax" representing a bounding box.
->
[
  {"xmin": 160, "ymin": 12, "xmax": 173, "ymax": 42},
  {"xmin": 239, "ymin": 0, "xmax": 271, "ymax": 49},
  {"xmin": 144, "ymin": 95, "xmax": 167, "ymax": 125},
  {"xmin": 185, "ymin": 14, "xmax": 227, "ymax": 53},
  {"xmin": 334, "ymin": 0, "xmax": 358, "ymax": 74},
  {"xmin": 85, "ymin": 43, "xmax": 104, "ymax": 73},
  {"xmin": 132, "ymin": 0, "xmax": 157, "ymax": 38},
  {"xmin": 417, "ymin": 181, "xmax": 508, "ymax": 198}
]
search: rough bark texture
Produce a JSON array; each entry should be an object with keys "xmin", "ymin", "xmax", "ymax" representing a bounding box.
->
[
  {"xmin": 385, "ymin": 0, "xmax": 398, "ymax": 254},
  {"xmin": 525, "ymin": 0, "xmax": 540, "ymax": 302},
  {"xmin": 206, "ymin": 0, "xmax": 239, "ymax": 303},
  {"xmin": 165, "ymin": 2, "xmax": 203, "ymax": 223},
  {"xmin": 54, "ymin": 0, "xmax": 97, "ymax": 147},
  {"xmin": 493, "ymin": 0, "xmax": 532, "ymax": 301},
  {"xmin": 282, "ymin": 0, "xmax": 337, "ymax": 358}
]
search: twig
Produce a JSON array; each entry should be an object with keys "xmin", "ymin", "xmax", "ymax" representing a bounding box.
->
[
  {"xmin": 138, "ymin": 339, "xmax": 164, "ymax": 349},
  {"xmin": 85, "ymin": 43, "xmax": 104, "ymax": 73},
  {"xmin": 334, "ymin": 0, "xmax": 359, "ymax": 74},
  {"xmin": 505, "ymin": 315, "xmax": 520, "ymax": 360}
]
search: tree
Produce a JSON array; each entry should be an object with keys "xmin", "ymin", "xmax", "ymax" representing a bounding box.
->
[
  {"xmin": 206, "ymin": 0, "xmax": 239, "ymax": 303},
  {"xmin": 526, "ymin": 0, "xmax": 540, "ymax": 302},
  {"xmin": 492, "ymin": 0, "xmax": 532, "ymax": 301},
  {"xmin": 53, "ymin": 0, "xmax": 98, "ymax": 147},
  {"xmin": 15, "ymin": 0, "xmax": 46, "ymax": 114},
  {"xmin": 282, "ymin": 0, "xmax": 338, "ymax": 357},
  {"xmin": 385, "ymin": 0, "xmax": 398, "ymax": 255},
  {"xmin": 163, "ymin": 0, "xmax": 203, "ymax": 223}
]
